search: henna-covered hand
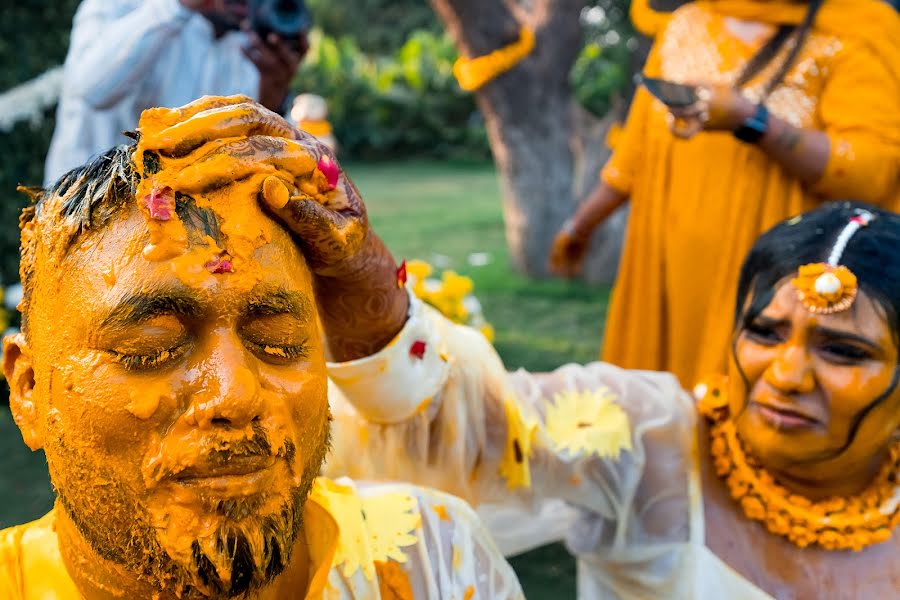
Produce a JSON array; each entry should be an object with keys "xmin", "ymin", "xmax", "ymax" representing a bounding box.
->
[
  {"xmin": 548, "ymin": 227, "xmax": 590, "ymax": 278},
  {"xmin": 256, "ymin": 141, "xmax": 409, "ymax": 361},
  {"xmin": 259, "ymin": 143, "xmax": 370, "ymax": 277},
  {"xmin": 140, "ymin": 97, "xmax": 296, "ymax": 158},
  {"xmin": 138, "ymin": 96, "xmax": 409, "ymax": 360}
]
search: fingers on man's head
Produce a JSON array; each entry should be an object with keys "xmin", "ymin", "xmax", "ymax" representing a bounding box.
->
[
  {"xmin": 173, "ymin": 136, "xmax": 318, "ymax": 193},
  {"xmin": 139, "ymin": 95, "xmax": 252, "ymax": 131},
  {"xmin": 143, "ymin": 102, "xmax": 295, "ymax": 157}
]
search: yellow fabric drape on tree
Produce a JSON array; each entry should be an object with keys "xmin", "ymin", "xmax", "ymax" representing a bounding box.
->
[
  {"xmin": 601, "ymin": 1, "xmax": 900, "ymax": 388},
  {"xmin": 453, "ymin": 28, "xmax": 535, "ymax": 91}
]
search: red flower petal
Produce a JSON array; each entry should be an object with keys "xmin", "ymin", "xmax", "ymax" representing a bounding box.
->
[
  {"xmin": 205, "ymin": 255, "xmax": 235, "ymax": 274},
  {"xmin": 317, "ymin": 155, "xmax": 340, "ymax": 190},
  {"xmin": 144, "ymin": 186, "xmax": 174, "ymax": 221},
  {"xmin": 396, "ymin": 260, "xmax": 407, "ymax": 288},
  {"xmin": 409, "ymin": 340, "xmax": 427, "ymax": 360}
]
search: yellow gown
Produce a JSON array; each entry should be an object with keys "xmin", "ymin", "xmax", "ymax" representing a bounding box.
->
[{"xmin": 601, "ymin": 1, "xmax": 900, "ymax": 387}]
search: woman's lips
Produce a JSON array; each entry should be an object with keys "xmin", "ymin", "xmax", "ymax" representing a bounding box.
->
[{"xmin": 752, "ymin": 400, "xmax": 821, "ymax": 430}]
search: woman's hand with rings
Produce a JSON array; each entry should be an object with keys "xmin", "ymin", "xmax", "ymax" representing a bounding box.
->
[
  {"xmin": 666, "ymin": 86, "xmax": 711, "ymax": 139},
  {"xmin": 667, "ymin": 85, "xmax": 757, "ymax": 139}
]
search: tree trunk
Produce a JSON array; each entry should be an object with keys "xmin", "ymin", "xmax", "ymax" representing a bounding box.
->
[
  {"xmin": 430, "ymin": 0, "xmax": 625, "ymax": 280},
  {"xmin": 571, "ymin": 102, "xmax": 627, "ymax": 284}
]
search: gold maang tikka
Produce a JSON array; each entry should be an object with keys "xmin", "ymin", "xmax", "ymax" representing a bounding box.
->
[{"xmin": 791, "ymin": 210, "xmax": 874, "ymax": 314}]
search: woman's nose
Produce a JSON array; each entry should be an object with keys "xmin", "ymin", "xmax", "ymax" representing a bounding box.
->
[{"xmin": 763, "ymin": 344, "xmax": 816, "ymax": 394}]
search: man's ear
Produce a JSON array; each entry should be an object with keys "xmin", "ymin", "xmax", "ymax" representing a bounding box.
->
[{"xmin": 3, "ymin": 332, "xmax": 42, "ymax": 450}]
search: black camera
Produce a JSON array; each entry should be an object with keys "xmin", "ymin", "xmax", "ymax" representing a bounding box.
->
[
  {"xmin": 248, "ymin": 0, "xmax": 312, "ymax": 42},
  {"xmin": 215, "ymin": 0, "xmax": 311, "ymax": 45}
]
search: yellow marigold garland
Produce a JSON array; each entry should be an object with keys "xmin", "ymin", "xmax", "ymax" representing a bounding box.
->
[
  {"xmin": 453, "ymin": 27, "xmax": 536, "ymax": 92},
  {"xmin": 696, "ymin": 379, "xmax": 900, "ymax": 552}
]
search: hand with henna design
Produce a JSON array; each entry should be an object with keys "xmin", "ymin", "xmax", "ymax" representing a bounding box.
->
[
  {"xmin": 138, "ymin": 96, "xmax": 409, "ymax": 361},
  {"xmin": 256, "ymin": 139, "xmax": 409, "ymax": 361}
]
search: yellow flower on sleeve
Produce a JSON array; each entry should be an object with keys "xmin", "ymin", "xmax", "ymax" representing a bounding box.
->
[
  {"xmin": 309, "ymin": 479, "xmax": 421, "ymax": 580},
  {"xmin": 404, "ymin": 259, "xmax": 496, "ymax": 344},
  {"xmin": 499, "ymin": 396, "xmax": 537, "ymax": 489},
  {"xmin": 309, "ymin": 478, "xmax": 374, "ymax": 579},
  {"xmin": 440, "ymin": 270, "xmax": 474, "ymax": 299},
  {"xmin": 361, "ymin": 492, "xmax": 421, "ymax": 565},
  {"xmin": 544, "ymin": 388, "xmax": 632, "ymax": 459}
]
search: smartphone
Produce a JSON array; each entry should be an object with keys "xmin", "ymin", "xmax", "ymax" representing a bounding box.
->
[{"xmin": 636, "ymin": 74, "xmax": 700, "ymax": 108}]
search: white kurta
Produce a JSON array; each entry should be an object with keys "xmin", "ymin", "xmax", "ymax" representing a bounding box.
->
[
  {"xmin": 309, "ymin": 479, "xmax": 525, "ymax": 599},
  {"xmin": 325, "ymin": 296, "xmax": 778, "ymax": 599},
  {"xmin": 44, "ymin": 0, "xmax": 259, "ymax": 185},
  {"xmin": 0, "ymin": 478, "xmax": 525, "ymax": 599}
]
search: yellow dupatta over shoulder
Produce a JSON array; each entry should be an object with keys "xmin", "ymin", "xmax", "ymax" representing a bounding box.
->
[{"xmin": 630, "ymin": 0, "xmax": 900, "ymax": 82}]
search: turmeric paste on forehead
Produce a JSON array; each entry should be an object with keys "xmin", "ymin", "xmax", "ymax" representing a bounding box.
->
[{"xmin": 131, "ymin": 99, "xmax": 334, "ymax": 289}]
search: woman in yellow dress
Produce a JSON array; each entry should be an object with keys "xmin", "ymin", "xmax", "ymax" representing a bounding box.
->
[{"xmin": 548, "ymin": 0, "xmax": 900, "ymax": 388}]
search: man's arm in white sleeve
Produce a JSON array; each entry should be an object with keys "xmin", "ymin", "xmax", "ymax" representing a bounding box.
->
[{"xmin": 64, "ymin": 0, "xmax": 196, "ymax": 108}]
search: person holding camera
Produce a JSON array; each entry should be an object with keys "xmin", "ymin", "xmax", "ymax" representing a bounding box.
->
[{"xmin": 43, "ymin": 0, "xmax": 310, "ymax": 185}]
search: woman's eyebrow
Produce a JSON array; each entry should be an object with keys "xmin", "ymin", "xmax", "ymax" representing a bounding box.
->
[
  {"xmin": 750, "ymin": 315, "xmax": 787, "ymax": 327},
  {"xmin": 814, "ymin": 326, "xmax": 882, "ymax": 351}
]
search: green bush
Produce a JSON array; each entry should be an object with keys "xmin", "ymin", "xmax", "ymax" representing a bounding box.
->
[
  {"xmin": 293, "ymin": 31, "xmax": 490, "ymax": 161},
  {"xmin": 570, "ymin": 1, "xmax": 637, "ymax": 118},
  {"xmin": 307, "ymin": 0, "xmax": 440, "ymax": 56},
  {"xmin": 0, "ymin": 0, "xmax": 80, "ymax": 287}
]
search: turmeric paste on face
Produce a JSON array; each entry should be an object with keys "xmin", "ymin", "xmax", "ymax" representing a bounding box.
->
[{"xmin": 15, "ymin": 97, "xmax": 338, "ymax": 597}]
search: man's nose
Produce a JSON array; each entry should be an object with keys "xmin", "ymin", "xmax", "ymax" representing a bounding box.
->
[
  {"xmin": 763, "ymin": 344, "xmax": 816, "ymax": 394},
  {"xmin": 187, "ymin": 333, "xmax": 263, "ymax": 429}
]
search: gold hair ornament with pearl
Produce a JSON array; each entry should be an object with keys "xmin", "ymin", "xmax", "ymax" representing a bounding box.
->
[{"xmin": 791, "ymin": 209, "xmax": 874, "ymax": 314}]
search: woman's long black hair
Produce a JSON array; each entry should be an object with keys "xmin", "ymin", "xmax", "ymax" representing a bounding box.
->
[
  {"xmin": 733, "ymin": 201, "xmax": 900, "ymax": 459},
  {"xmin": 734, "ymin": 0, "xmax": 826, "ymax": 99}
]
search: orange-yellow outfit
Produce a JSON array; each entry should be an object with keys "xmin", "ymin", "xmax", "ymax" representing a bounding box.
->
[
  {"xmin": 0, "ymin": 478, "xmax": 524, "ymax": 599},
  {"xmin": 601, "ymin": 0, "xmax": 900, "ymax": 387}
]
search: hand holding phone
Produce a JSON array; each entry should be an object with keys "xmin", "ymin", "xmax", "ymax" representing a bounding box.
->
[{"xmin": 636, "ymin": 74, "xmax": 702, "ymax": 108}]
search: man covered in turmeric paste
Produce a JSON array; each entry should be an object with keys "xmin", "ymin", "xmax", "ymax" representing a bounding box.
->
[{"xmin": 0, "ymin": 96, "xmax": 524, "ymax": 599}]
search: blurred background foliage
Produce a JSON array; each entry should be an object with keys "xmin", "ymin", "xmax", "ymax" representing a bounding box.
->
[
  {"xmin": 293, "ymin": 30, "xmax": 491, "ymax": 161},
  {"xmin": 571, "ymin": 1, "xmax": 638, "ymax": 118},
  {"xmin": 0, "ymin": 0, "xmax": 636, "ymax": 285},
  {"xmin": 0, "ymin": 0, "xmax": 82, "ymax": 286},
  {"xmin": 306, "ymin": 0, "xmax": 441, "ymax": 55}
]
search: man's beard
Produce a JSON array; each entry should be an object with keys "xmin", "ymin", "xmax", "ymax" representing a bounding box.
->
[{"xmin": 50, "ymin": 425, "xmax": 330, "ymax": 599}]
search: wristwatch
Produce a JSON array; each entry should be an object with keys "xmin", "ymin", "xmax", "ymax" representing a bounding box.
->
[{"xmin": 733, "ymin": 103, "xmax": 769, "ymax": 144}]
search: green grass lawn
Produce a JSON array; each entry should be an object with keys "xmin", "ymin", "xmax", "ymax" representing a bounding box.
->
[
  {"xmin": 358, "ymin": 160, "xmax": 609, "ymax": 371},
  {"xmin": 0, "ymin": 160, "xmax": 610, "ymax": 598}
]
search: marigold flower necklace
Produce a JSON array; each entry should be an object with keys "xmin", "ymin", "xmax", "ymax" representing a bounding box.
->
[
  {"xmin": 696, "ymin": 381, "xmax": 900, "ymax": 552},
  {"xmin": 695, "ymin": 209, "xmax": 900, "ymax": 552}
]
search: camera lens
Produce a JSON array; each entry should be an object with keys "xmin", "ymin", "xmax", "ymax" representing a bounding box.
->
[{"xmin": 253, "ymin": 0, "xmax": 311, "ymax": 39}]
